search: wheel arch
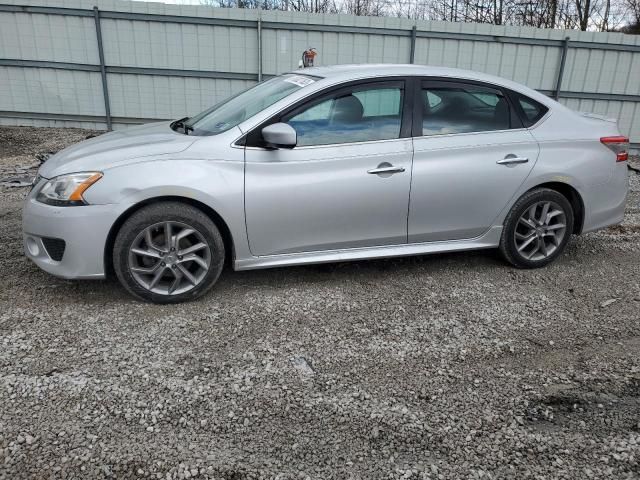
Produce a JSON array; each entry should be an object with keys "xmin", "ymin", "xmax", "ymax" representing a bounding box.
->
[
  {"xmin": 527, "ymin": 182, "xmax": 585, "ymax": 234},
  {"xmin": 104, "ymin": 196, "xmax": 235, "ymax": 278}
]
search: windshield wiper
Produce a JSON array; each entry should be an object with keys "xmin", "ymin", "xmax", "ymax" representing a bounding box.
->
[{"xmin": 171, "ymin": 117, "xmax": 194, "ymax": 135}]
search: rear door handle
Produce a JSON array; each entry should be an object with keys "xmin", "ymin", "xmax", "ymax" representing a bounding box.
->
[
  {"xmin": 497, "ymin": 156, "xmax": 529, "ymax": 165},
  {"xmin": 367, "ymin": 164, "xmax": 406, "ymax": 175}
]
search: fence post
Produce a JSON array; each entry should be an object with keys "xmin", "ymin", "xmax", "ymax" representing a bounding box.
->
[
  {"xmin": 409, "ymin": 25, "xmax": 417, "ymax": 64},
  {"xmin": 554, "ymin": 36, "xmax": 570, "ymax": 101},
  {"xmin": 93, "ymin": 6, "xmax": 112, "ymax": 130},
  {"xmin": 257, "ymin": 15, "xmax": 263, "ymax": 82}
]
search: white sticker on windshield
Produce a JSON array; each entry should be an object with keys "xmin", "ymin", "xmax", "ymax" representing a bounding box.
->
[{"xmin": 284, "ymin": 75, "xmax": 315, "ymax": 87}]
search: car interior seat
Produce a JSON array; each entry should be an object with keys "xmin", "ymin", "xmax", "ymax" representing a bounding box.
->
[{"xmin": 330, "ymin": 95, "xmax": 364, "ymax": 125}]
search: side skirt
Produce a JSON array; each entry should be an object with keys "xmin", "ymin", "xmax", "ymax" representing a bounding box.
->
[{"xmin": 234, "ymin": 226, "xmax": 503, "ymax": 271}]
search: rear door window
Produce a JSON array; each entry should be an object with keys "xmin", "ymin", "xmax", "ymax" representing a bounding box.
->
[{"xmin": 420, "ymin": 81, "xmax": 518, "ymax": 136}]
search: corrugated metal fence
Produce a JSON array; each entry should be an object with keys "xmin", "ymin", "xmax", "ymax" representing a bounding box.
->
[{"xmin": 1, "ymin": 0, "xmax": 639, "ymax": 146}]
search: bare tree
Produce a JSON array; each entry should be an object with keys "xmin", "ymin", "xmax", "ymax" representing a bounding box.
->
[
  {"xmin": 343, "ymin": 0, "xmax": 389, "ymax": 16},
  {"xmin": 575, "ymin": 0, "xmax": 592, "ymax": 29},
  {"xmin": 618, "ymin": 0, "xmax": 639, "ymax": 30},
  {"xmin": 200, "ymin": 0, "xmax": 633, "ymax": 32},
  {"xmin": 287, "ymin": 0, "xmax": 340, "ymax": 12},
  {"xmin": 627, "ymin": 0, "xmax": 640, "ymax": 18}
]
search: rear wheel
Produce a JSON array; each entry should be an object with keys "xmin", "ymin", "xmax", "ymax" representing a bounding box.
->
[
  {"xmin": 500, "ymin": 188, "xmax": 574, "ymax": 268},
  {"xmin": 113, "ymin": 202, "xmax": 225, "ymax": 303}
]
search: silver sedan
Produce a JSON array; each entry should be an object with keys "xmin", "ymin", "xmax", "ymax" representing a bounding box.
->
[{"xmin": 23, "ymin": 64, "xmax": 629, "ymax": 303}]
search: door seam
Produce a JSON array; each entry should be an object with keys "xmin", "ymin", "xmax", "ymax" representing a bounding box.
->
[{"xmin": 405, "ymin": 137, "xmax": 414, "ymax": 244}]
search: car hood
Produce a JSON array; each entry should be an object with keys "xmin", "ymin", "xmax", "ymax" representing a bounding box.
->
[{"xmin": 38, "ymin": 122, "xmax": 197, "ymax": 178}]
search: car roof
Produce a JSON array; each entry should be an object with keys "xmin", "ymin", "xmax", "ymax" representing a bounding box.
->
[
  {"xmin": 291, "ymin": 63, "xmax": 555, "ymax": 108},
  {"xmin": 297, "ymin": 63, "xmax": 472, "ymax": 78}
]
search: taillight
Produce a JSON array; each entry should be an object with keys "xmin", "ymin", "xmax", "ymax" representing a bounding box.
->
[{"xmin": 600, "ymin": 136, "xmax": 629, "ymax": 162}]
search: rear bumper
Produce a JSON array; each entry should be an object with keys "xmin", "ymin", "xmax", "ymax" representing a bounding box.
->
[
  {"xmin": 582, "ymin": 163, "xmax": 629, "ymax": 233},
  {"xmin": 22, "ymin": 197, "xmax": 121, "ymax": 279}
]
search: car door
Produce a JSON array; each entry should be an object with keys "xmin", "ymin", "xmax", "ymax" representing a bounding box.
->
[
  {"xmin": 244, "ymin": 80, "xmax": 413, "ymax": 256},
  {"xmin": 409, "ymin": 79, "xmax": 539, "ymax": 243}
]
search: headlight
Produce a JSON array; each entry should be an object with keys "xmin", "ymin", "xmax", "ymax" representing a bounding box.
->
[{"xmin": 36, "ymin": 172, "xmax": 103, "ymax": 206}]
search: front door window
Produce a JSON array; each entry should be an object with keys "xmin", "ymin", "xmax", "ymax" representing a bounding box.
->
[{"xmin": 283, "ymin": 85, "xmax": 404, "ymax": 146}]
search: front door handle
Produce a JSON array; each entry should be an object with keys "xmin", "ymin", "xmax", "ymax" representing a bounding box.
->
[
  {"xmin": 367, "ymin": 163, "xmax": 406, "ymax": 175},
  {"xmin": 497, "ymin": 156, "xmax": 529, "ymax": 165}
]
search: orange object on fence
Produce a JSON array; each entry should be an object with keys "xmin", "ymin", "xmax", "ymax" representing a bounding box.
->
[{"xmin": 302, "ymin": 48, "xmax": 317, "ymax": 68}]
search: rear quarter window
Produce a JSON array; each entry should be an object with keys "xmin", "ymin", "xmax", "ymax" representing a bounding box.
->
[{"xmin": 510, "ymin": 91, "xmax": 549, "ymax": 127}]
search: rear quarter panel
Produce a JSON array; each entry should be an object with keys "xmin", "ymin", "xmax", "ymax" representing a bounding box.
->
[{"xmin": 515, "ymin": 109, "xmax": 627, "ymax": 232}]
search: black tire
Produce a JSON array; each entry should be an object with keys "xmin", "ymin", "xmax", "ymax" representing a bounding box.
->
[
  {"xmin": 500, "ymin": 188, "xmax": 574, "ymax": 269},
  {"xmin": 113, "ymin": 202, "xmax": 225, "ymax": 303}
]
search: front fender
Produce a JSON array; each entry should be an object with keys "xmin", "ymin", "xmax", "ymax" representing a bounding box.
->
[{"xmin": 84, "ymin": 158, "xmax": 251, "ymax": 263}]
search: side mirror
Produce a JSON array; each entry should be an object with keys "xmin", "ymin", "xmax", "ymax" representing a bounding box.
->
[{"xmin": 262, "ymin": 123, "xmax": 297, "ymax": 149}]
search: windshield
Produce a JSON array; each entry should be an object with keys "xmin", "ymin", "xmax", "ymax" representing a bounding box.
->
[{"xmin": 181, "ymin": 74, "xmax": 318, "ymax": 136}]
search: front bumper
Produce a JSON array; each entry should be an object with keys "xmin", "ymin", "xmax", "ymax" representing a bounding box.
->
[{"xmin": 22, "ymin": 196, "xmax": 121, "ymax": 279}]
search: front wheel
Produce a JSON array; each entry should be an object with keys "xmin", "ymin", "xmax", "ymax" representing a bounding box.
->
[
  {"xmin": 500, "ymin": 188, "xmax": 574, "ymax": 269},
  {"xmin": 113, "ymin": 202, "xmax": 225, "ymax": 303}
]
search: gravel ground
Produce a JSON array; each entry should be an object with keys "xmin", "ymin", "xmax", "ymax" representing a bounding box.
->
[{"xmin": 1, "ymin": 126, "xmax": 639, "ymax": 480}]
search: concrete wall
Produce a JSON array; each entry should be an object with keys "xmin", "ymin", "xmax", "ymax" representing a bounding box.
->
[{"xmin": 0, "ymin": 0, "xmax": 639, "ymax": 145}]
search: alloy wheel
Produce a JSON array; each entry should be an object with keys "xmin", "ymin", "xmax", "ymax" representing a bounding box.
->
[
  {"xmin": 514, "ymin": 201, "xmax": 567, "ymax": 261},
  {"xmin": 128, "ymin": 221, "xmax": 211, "ymax": 295}
]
